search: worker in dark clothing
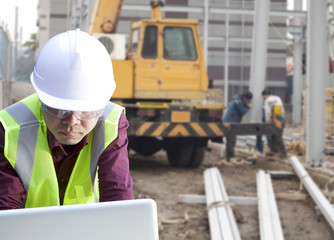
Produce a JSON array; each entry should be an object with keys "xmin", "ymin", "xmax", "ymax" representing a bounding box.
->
[{"xmin": 223, "ymin": 91, "xmax": 253, "ymax": 161}]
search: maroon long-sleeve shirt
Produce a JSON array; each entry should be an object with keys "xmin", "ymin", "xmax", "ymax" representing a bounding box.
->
[{"xmin": 0, "ymin": 111, "xmax": 133, "ymax": 209}]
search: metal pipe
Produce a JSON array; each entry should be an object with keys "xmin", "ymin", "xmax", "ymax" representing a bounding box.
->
[
  {"xmin": 257, "ymin": 170, "xmax": 284, "ymax": 240},
  {"xmin": 290, "ymin": 156, "xmax": 334, "ymax": 229},
  {"xmin": 204, "ymin": 167, "xmax": 241, "ymax": 240}
]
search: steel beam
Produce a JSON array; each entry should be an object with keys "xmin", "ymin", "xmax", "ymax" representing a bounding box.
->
[
  {"xmin": 257, "ymin": 170, "xmax": 285, "ymax": 240},
  {"xmin": 218, "ymin": 79, "xmax": 287, "ymax": 88},
  {"xmin": 224, "ymin": 0, "xmax": 230, "ymax": 106},
  {"xmin": 203, "ymin": 0, "xmax": 209, "ymax": 66},
  {"xmin": 178, "ymin": 194, "xmax": 258, "ymax": 206},
  {"xmin": 292, "ymin": 0, "xmax": 303, "ymax": 125},
  {"xmin": 290, "ymin": 156, "xmax": 334, "ymax": 230},
  {"xmin": 207, "ymin": 36, "xmax": 292, "ymax": 44},
  {"xmin": 204, "ymin": 167, "xmax": 241, "ymax": 240},
  {"xmin": 228, "ymin": 123, "xmax": 281, "ymax": 135},
  {"xmin": 209, "ymin": 8, "xmax": 306, "ymax": 18},
  {"xmin": 122, "ymin": 5, "xmax": 307, "ymax": 18}
]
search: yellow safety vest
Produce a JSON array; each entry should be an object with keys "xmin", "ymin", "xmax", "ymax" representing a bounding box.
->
[{"xmin": 0, "ymin": 94, "xmax": 124, "ymax": 208}]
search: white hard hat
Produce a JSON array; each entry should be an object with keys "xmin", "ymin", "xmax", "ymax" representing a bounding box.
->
[{"xmin": 31, "ymin": 29, "xmax": 116, "ymax": 111}]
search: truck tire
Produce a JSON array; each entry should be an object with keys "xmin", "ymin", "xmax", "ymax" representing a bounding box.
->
[
  {"xmin": 188, "ymin": 138, "xmax": 208, "ymax": 168},
  {"xmin": 164, "ymin": 138, "xmax": 208, "ymax": 168},
  {"xmin": 129, "ymin": 137, "xmax": 163, "ymax": 156}
]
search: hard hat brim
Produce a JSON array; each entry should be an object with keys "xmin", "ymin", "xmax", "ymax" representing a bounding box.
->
[{"xmin": 31, "ymin": 72, "xmax": 110, "ymax": 112}]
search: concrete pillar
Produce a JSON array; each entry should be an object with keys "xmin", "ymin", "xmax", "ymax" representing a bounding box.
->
[
  {"xmin": 248, "ymin": 0, "xmax": 269, "ymax": 123},
  {"xmin": 306, "ymin": 0, "xmax": 327, "ymax": 164}
]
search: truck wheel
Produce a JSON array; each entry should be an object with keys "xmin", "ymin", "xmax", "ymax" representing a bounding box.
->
[
  {"xmin": 164, "ymin": 138, "xmax": 193, "ymax": 167},
  {"xmin": 129, "ymin": 137, "xmax": 163, "ymax": 156},
  {"xmin": 188, "ymin": 139, "xmax": 208, "ymax": 168},
  {"xmin": 164, "ymin": 138, "xmax": 208, "ymax": 168}
]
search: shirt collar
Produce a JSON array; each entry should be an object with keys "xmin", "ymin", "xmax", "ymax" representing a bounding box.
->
[{"xmin": 47, "ymin": 129, "xmax": 89, "ymax": 156}]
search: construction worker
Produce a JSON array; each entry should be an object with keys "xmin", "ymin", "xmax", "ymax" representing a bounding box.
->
[
  {"xmin": 223, "ymin": 91, "xmax": 253, "ymax": 161},
  {"xmin": 0, "ymin": 29, "xmax": 133, "ymax": 209},
  {"xmin": 261, "ymin": 88, "xmax": 286, "ymax": 155}
]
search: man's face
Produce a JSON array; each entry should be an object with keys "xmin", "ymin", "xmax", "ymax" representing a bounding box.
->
[
  {"xmin": 43, "ymin": 111, "xmax": 98, "ymax": 145},
  {"xmin": 243, "ymin": 97, "xmax": 251, "ymax": 105}
]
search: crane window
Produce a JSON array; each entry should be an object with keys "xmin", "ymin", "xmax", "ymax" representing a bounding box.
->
[
  {"xmin": 142, "ymin": 25, "xmax": 158, "ymax": 59},
  {"xmin": 163, "ymin": 27, "xmax": 197, "ymax": 60},
  {"xmin": 129, "ymin": 28, "xmax": 140, "ymax": 53}
]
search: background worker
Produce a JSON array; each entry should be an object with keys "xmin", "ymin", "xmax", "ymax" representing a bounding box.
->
[
  {"xmin": 223, "ymin": 91, "xmax": 253, "ymax": 161},
  {"xmin": 261, "ymin": 88, "xmax": 286, "ymax": 155},
  {"xmin": 0, "ymin": 29, "xmax": 133, "ymax": 209}
]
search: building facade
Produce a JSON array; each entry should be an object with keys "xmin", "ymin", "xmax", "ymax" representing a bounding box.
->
[{"xmin": 37, "ymin": 0, "xmax": 290, "ymax": 103}]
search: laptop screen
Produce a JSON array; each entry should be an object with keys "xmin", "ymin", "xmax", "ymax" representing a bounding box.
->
[{"xmin": 0, "ymin": 198, "xmax": 159, "ymax": 240}]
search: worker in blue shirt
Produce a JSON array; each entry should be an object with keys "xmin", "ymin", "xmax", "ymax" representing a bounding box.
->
[{"xmin": 223, "ymin": 91, "xmax": 253, "ymax": 161}]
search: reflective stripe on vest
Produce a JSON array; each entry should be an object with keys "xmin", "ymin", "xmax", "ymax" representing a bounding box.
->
[{"xmin": 0, "ymin": 94, "xmax": 124, "ymax": 207}]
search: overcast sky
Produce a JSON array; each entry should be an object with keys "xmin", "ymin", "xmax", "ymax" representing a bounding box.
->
[{"xmin": 0, "ymin": 0, "xmax": 38, "ymax": 43}]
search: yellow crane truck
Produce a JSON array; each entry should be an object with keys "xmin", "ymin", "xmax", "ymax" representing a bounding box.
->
[{"xmin": 88, "ymin": 0, "xmax": 283, "ymax": 167}]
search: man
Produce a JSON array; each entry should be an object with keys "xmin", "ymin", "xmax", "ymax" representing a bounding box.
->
[
  {"xmin": 223, "ymin": 91, "xmax": 253, "ymax": 161},
  {"xmin": 261, "ymin": 88, "xmax": 286, "ymax": 155},
  {"xmin": 0, "ymin": 29, "xmax": 133, "ymax": 209}
]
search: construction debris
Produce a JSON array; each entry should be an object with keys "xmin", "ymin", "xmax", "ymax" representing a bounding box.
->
[{"xmin": 285, "ymin": 138, "xmax": 306, "ymax": 156}]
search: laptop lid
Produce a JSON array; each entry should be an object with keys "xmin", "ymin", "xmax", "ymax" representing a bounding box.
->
[{"xmin": 0, "ymin": 198, "xmax": 159, "ymax": 240}]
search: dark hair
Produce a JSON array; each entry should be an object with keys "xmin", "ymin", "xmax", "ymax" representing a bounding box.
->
[
  {"xmin": 261, "ymin": 88, "xmax": 271, "ymax": 96},
  {"xmin": 241, "ymin": 91, "xmax": 253, "ymax": 100}
]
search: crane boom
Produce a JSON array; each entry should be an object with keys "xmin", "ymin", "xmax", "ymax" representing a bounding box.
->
[{"xmin": 89, "ymin": 0, "xmax": 124, "ymax": 33}]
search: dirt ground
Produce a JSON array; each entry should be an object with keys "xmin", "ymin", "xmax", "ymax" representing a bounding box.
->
[{"xmin": 129, "ymin": 128, "xmax": 334, "ymax": 240}]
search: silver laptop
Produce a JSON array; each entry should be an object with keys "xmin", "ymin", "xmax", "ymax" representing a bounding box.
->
[{"xmin": 0, "ymin": 198, "xmax": 159, "ymax": 240}]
